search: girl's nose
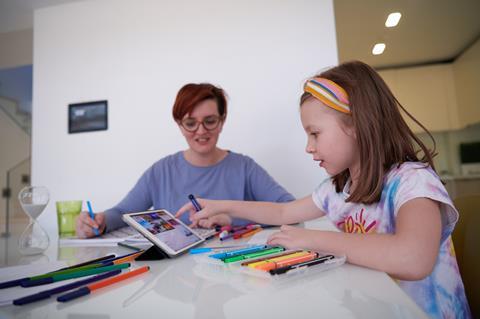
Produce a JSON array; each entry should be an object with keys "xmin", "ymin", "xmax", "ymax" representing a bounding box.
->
[{"xmin": 306, "ymin": 144, "xmax": 315, "ymax": 154}]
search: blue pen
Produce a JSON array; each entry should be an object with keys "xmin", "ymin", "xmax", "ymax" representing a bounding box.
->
[
  {"xmin": 188, "ymin": 194, "xmax": 202, "ymax": 212},
  {"xmin": 209, "ymin": 245, "xmax": 268, "ymax": 259},
  {"xmin": 86, "ymin": 200, "xmax": 100, "ymax": 236}
]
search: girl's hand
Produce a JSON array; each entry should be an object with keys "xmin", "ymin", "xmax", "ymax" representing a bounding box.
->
[
  {"xmin": 267, "ymin": 225, "xmax": 316, "ymax": 250},
  {"xmin": 195, "ymin": 214, "xmax": 232, "ymax": 229},
  {"xmin": 175, "ymin": 198, "xmax": 224, "ymax": 225}
]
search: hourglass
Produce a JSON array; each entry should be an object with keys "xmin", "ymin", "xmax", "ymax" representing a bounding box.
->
[{"xmin": 18, "ymin": 186, "xmax": 50, "ymax": 255}]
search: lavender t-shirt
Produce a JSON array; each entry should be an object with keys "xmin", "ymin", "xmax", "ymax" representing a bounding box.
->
[
  {"xmin": 105, "ymin": 151, "xmax": 294, "ymax": 230},
  {"xmin": 312, "ymin": 162, "xmax": 471, "ymax": 319}
]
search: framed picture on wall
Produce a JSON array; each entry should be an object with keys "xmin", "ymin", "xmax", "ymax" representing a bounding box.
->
[{"xmin": 68, "ymin": 100, "xmax": 108, "ymax": 133}]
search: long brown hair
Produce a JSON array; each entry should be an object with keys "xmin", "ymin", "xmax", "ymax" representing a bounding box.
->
[{"xmin": 301, "ymin": 61, "xmax": 437, "ymax": 204}]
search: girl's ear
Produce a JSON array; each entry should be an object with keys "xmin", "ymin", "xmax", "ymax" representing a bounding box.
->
[
  {"xmin": 348, "ymin": 126, "xmax": 357, "ymax": 139},
  {"xmin": 341, "ymin": 120, "xmax": 356, "ymax": 139}
]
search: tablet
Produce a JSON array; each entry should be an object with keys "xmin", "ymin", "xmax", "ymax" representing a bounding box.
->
[{"xmin": 122, "ymin": 209, "xmax": 206, "ymax": 256}]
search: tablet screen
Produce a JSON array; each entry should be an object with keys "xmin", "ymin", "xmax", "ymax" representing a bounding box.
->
[{"xmin": 130, "ymin": 210, "xmax": 202, "ymax": 252}]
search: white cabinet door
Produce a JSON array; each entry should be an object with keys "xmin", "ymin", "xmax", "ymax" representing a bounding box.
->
[{"xmin": 379, "ymin": 65, "xmax": 459, "ymax": 133}]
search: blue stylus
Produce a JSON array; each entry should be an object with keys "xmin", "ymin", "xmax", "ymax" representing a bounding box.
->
[{"xmin": 86, "ymin": 201, "xmax": 100, "ymax": 236}]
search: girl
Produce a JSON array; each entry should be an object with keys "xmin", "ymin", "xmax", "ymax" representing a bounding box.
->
[{"xmin": 176, "ymin": 62, "xmax": 471, "ymax": 319}]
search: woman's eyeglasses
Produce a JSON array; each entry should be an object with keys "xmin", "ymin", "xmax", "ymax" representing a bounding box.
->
[{"xmin": 180, "ymin": 115, "xmax": 224, "ymax": 132}]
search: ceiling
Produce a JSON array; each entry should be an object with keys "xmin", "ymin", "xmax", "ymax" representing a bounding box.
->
[
  {"xmin": 0, "ymin": 0, "xmax": 479, "ymax": 69},
  {"xmin": 0, "ymin": 0, "xmax": 85, "ymax": 33},
  {"xmin": 334, "ymin": 0, "xmax": 480, "ymax": 68}
]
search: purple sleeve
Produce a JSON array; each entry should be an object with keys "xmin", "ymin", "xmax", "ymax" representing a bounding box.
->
[{"xmin": 104, "ymin": 166, "xmax": 154, "ymax": 231}]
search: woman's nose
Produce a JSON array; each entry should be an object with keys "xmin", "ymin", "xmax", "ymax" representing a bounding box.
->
[{"xmin": 196, "ymin": 122, "xmax": 207, "ymax": 134}]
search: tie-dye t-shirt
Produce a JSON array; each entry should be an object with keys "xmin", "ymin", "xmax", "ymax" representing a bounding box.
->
[{"xmin": 312, "ymin": 162, "xmax": 471, "ymax": 319}]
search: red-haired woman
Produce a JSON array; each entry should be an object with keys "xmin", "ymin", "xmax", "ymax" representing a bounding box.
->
[{"xmin": 76, "ymin": 83, "xmax": 294, "ymax": 238}]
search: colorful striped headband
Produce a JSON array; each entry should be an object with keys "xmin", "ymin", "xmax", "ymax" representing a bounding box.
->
[{"xmin": 304, "ymin": 77, "xmax": 351, "ymax": 114}]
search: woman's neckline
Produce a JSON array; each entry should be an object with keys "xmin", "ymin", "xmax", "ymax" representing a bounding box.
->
[{"xmin": 181, "ymin": 149, "xmax": 230, "ymax": 168}]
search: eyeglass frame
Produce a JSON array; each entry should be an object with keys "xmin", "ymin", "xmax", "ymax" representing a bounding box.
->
[{"xmin": 178, "ymin": 115, "xmax": 225, "ymax": 132}]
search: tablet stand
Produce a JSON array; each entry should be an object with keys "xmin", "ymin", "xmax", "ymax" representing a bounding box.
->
[{"xmin": 136, "ymin": 245, "xmax": 171, "ymax": 260}]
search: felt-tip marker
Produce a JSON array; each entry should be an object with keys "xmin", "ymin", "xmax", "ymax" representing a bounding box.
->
[{"xmin": 188, "ymin": 194, "xmax": 202, "ymax": 212}]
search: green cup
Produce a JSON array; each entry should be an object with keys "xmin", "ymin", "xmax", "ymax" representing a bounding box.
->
[{"xmin": 56, "ymin": 200, "xmax": 83, "ymax": 237}]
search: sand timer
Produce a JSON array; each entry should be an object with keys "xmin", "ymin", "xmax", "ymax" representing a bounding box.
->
[{"xmin": 18, "ymin": 186, "xmax": 50, "ymax": 255}]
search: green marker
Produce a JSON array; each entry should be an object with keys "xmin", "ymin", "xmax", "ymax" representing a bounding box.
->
[
  {"xmin": 223, "ymin": 247, "xmax": 285, "ymax": 263},
  {"xmin": 29, "ymin": 262, "xmax": 110, "ymax": 281},
  {"xmin": 22, "ymin": 263, "xmax": 130, "ymax": 287}
]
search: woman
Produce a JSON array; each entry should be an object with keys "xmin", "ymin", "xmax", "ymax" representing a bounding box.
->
[{"xmin": 76, "ymin": 83, "xmax": 294, "ymax": 238}]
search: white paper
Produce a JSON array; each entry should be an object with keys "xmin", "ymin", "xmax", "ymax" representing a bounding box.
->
[
  {"xmin": 59, "ymin": 226, "xmax": 149, "ymax": 247},
  {"xmin": 0, "ymin": 261, "xmax": 68, "ymax": 306}
]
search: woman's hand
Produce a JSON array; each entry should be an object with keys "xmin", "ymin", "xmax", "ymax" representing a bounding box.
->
[
  {"xmin": 75, "ymin": 211, "xmax": 106, "ymax": 238},
  {"xmin": 267, "ymin": 225, "xmax": 317, "ymax": 250}
]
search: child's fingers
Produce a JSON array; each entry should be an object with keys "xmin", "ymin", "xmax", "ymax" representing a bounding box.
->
[
  {"xmin": 280, "ymin": 224, "xmax": 296, "ymax": 232},
  {"xmin": 267, "ymin": 236, "xmax": 290, "ymax": 248},
  {"xmin": 189, "ymin": 209, "xmax": 213, "ymax": 222},
  {"xmin": 190, "ymin": 219, "xmax": 200, "ymax": 228},
  {"xmin": 175, "ymin": 202, "xmax": 194, "ymax": 218},
  {"xmin": 198, "ymin": 219, "xmax": 213, "ymax": 229},
  {"xmin": 267, "ymin": 231, "xmax": 288, "ymax": 243}
]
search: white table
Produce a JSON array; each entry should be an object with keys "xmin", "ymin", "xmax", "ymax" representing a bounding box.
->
[{"xmin": 0, "ymin": 218, "xmax": 428, "ymax": 318}]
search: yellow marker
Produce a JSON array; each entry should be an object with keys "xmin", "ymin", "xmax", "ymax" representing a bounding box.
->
[{"xmin": 247, "ymin": 251, "xmax": 311, "ymax": 269}]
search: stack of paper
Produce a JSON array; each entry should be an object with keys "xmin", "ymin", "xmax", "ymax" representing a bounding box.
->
[{"xmin": 59, "ymin": 226, "xmax": 150, "ymax": 247}]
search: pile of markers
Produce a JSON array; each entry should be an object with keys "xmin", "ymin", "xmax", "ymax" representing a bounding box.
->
[
  {"xmin": 217, "ymin": 224, "xmax": 263, "ymax": 241},
  {"xmin": 209, "ymin": 245, "xmax": 335, "ymax": 275},
  {"xmin": 0, "ymin": 251, "xmax": 149, "ymax": 306}
]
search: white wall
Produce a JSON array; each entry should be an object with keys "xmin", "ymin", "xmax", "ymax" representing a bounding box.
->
[{"xmin": 33, "ymin": 0, "xmax": 337, "ymax": 233}]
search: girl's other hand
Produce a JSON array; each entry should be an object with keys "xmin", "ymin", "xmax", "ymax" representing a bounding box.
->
[{"xmin": 267, "ymin": 225, "xmax": 315, "ymax": 250}]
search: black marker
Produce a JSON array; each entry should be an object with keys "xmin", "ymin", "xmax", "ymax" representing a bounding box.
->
[
  {"xmin": 269, "ymin": 254, "xmax": 335, "ymax": 275},
  {"xmin": 188, "ymin": 194, "xmax": 202, "ymax": 212}
]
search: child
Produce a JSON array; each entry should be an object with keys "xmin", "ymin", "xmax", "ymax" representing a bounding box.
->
[{"xmin": 176, "ymin": 61, "xmax": 471, "ymax": 319}]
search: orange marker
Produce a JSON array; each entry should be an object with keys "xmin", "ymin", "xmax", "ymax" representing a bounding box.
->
[
  {"xmin": 57, "ymin": 266, "xmax": 150, "ymax": 302},
  {"xmin": 240, "ymin": 227, "xmax": 262, "ymax": 238},
  {"xmin": 112, "ymin": 250, "xmax": 144, "ymax": 265},
  {"xmin": 254, "ymin": 252, "xmax": 319, "ymax": 272}
]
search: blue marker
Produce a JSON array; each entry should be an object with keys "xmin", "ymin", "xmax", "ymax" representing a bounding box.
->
[
  {"xmin": 86, "ymin": 201, "xmax": 100, "ymax": 236},
  {"xmin": 188, "ymin": 194, "xmax": 202, "ymax": 212}
]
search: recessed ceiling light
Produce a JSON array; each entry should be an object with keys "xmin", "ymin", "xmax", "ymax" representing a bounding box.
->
[
  {"xmin": 385, "ymin": 12, "xmax": 402, "ymax": 27},
  {"xmin": 372, "ymin": 43, "xmax": 386, "ymax": 55}
]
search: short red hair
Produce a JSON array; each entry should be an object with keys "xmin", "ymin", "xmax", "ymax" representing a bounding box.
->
[{"xmin": 172, "ymin": 83, "xmax": 228, "ymax": 121}]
